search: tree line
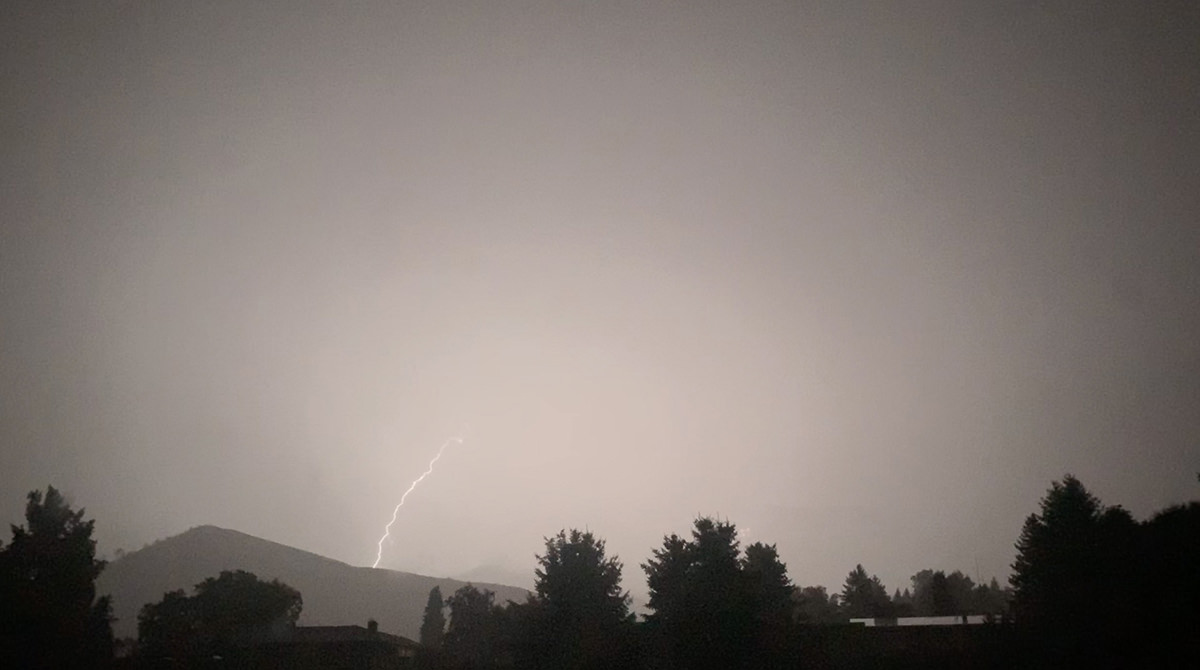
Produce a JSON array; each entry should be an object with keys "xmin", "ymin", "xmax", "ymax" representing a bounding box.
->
[
  {"xmin": 412, "ymin": 521, "xmax": 1010, "ymax": 669},
  {"xmin": 1, "ymin": 474, "xmax": 1196, "ymax": 667},
  {"xmin": 410, "ymin": 474, "xmax": 1198, "ymax": 668}
]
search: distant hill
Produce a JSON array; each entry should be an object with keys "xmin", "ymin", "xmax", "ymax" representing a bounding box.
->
[
  {"xmin": 453, "ymin": 562, "xmax": 535, "ymax": 591},
  {"xmin": 96, "ymin": 525, "xmax": 530, "ymax": 640}
]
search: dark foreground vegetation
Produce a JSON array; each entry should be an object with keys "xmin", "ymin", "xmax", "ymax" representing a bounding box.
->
[{"xmin": 1, "ymin": 475, "xmax": 1196, "ymax": 668}]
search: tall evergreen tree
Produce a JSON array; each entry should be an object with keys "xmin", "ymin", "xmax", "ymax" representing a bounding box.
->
[
  {"xmin": 1010, "ymin": 475, "xmax": 1106, "ymax": 627},
  {"xmin": 740, "ymin": 542, "xmax": 795, "ymax": 664},
  {"xmin": 419, "ymin": 586, "xmax": 446, "ymax": 650},
  {"xmin": 741, "ymin": 542, "xmax": 795, "ymax": 628},
  {"xmin": 642, "ymin": 533, "xmax": 692, "ymax": 628},
  {"xmin": 1009, "ymin": 474, "xmax": 1146, "ymax": 664},
  {"xmin": 516, "ymin": 529, "xmax": 633, "ymax": 669}
]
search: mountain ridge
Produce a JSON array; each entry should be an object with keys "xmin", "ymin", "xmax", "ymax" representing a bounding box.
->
[{"xmin": 96, "ymin": 524, "xmax": 531, "ymax": 640}]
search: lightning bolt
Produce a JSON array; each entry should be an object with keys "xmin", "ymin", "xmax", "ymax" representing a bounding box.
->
[{"xmin": 372, "ymin": 435, "xmax": 463, "ymax": 569}]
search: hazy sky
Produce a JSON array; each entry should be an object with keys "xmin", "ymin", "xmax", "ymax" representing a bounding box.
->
[{"xmin": 3, "ymin": 1, "xmax": 1198, "ymax": 599}]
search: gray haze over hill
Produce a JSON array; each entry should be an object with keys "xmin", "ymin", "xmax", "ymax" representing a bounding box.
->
[{"xmin": 96, "ymin": 525, "xmax": 530, "ymax": 640}]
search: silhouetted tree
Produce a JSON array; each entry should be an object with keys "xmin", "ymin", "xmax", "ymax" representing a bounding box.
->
[
  {"xmin": 742, "ymin": 543, "xmax": 794, "ymax": 623},
  {"xmin": 911, "ymin": 569, "xmax": 956, "ymax": 616},
  {"xmin": 929, "ymin": 571, "xmax": 955, "ymax": 615},
  {"xmin": 444, "ymin": 585, "xmax": 503, "ymax": 669},
  {"xmin": 839, "ymin": 564, "xmax": 892, "ymax": 618},
  {"xmin": 1138, "ymin": 501, "xmax": 1200, "ymax": 664},
  {"xmin": 0, "ymin": 486, "xmax": 114, "ymax": 668},
  {"xmin": 642, "ymin": 532, "xmax": 692, "ymax": 628},
  {"xmin": 944, "ymin": 571, "xmax": 978, "ymax": 615},
  {"xmin": 967, "ymin": 577, "xmax": 1009, "ymax": 618},
  {"xmin": 643, "ymin": 517, "xmax": 745, "ymax": 669},
  {"xmin": 420, "ymin": 586, "xmax": 446, "ymax": 650},
  {"xmin": 136, "ymin": 589, "xmax": 199, "ymax": 659},
  {"xmin": 908, "ymin": 568, "xmax": 1008, "ymax": 617},
  {"xmin": 909, "ymin": 570, "xmax": 934, "ymax": 616},
  {"xmin": 642, "ymin": 517, "xmax": 795, "ymax": 669},
  {"xmin": 138, "ymin": 569, "xmax": 301, "ymax": 659},
  {"xmin": 1010, "ymin": 475, "xmax": 1107, "ymax": 627},
  {"xmin": 740, "ymin": 542, "xmax": 794, "ymax": 663},
  {"xmin": 1009, "ymin": 475, "xmax": 1145, "ymax": 664},
  {"xmin": 514, "ymin": 529, "xmax": 634, "ymax": 669},
  {"xmin": 892, "ymin": 587, "xmax": 914, "ymax": 617},
  {"xmin": 794, "ymin": 585, "xmax": 844, "ymax": 624}
]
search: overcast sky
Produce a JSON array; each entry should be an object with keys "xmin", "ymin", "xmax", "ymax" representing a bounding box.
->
[{"xmin": 3, "ymin": 1, "xmax": 1197, "ymax": 599}]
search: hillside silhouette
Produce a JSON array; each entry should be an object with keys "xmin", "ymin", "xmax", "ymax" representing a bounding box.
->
[{"xmin": 96, "ymin": 525, "xmax": 529, "ymax": 640}]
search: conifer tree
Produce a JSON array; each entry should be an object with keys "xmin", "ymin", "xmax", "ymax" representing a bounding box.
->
[{"xmin": 419, "ymin": 586, "xmax": 445, "ymax": 650}]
